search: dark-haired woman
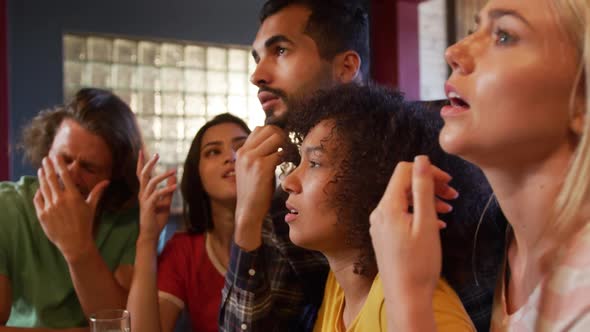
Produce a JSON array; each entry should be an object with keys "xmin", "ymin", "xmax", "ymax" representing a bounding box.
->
[
  {"xmin": 280, "ymin": 84, "xmax": 475, "ymax": 332},
  {"xmin": 127, "ymin": 113, "xmax": 250, "ymax": 332}
]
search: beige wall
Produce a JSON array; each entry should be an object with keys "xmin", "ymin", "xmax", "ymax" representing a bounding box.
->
[
  {"xmin": 418, "ymin": 0, "xmax": 447, "ymax": 100},
  {"xmin": 454, "ymin": 0, "xmax": 487, "ymax": 41}
]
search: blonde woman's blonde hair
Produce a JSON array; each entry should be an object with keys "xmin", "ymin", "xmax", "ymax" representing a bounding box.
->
[{"xmin": 552, "ymin": 0, "xmax": 590, "ymax": 237}]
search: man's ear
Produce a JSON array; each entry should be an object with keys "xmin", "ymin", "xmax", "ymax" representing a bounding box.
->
[{"xmin": 332, "ymin": 50, "xmax": 361, "ymax": 84}]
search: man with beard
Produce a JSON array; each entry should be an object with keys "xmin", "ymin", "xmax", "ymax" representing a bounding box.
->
[
  {"xmin": 0, "ymin": 88, "xmax": 141, "ymax": 330},
  {"xmin": 219, "ymin": 1, "xmax": 369, "ymax": 330}
]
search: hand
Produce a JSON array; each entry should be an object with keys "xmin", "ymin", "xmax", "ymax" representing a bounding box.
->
[
  {"xmin": 370, "ymin": 156, "xmax": 457, "ymax": 300},
  {"xmin": 234, "ymin": 125, "xmax": 286, "ymax": 250},
  {"xmin": 136, "ymin": 151, "xmax": 177, "ymax": 244},
  {"xmin": 33, "ymin": 156, "xmax": 109, "ymax": 264}
]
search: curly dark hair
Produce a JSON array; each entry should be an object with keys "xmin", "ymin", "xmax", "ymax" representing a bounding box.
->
[
  {"xmin": 287, "ymin": 83, "xmax": 419, "ymax": 277},
  {"xmin": 20, "ymin": 88, "xmax": 143, "ymax": 212},
  {"xmin": 181, "ymin": 113, "xmax": 251, "ymax": 234},
  {"xmin": 286, "ymin": 84, "xmax": 505, "ymax": 281},
  {"xmin": 260, "ymin": 0, "xmax": 370, "ymax": 82}
]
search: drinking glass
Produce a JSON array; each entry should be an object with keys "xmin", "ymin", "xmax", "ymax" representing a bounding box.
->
[{"xmin": 89, "ymin": 309, "xmax": 130, "ymax": 332}]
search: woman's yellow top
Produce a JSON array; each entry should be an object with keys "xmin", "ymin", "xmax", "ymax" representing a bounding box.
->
[{"xmin": 313, "ymin": 272, "xmax": 475, "ymax": 332}]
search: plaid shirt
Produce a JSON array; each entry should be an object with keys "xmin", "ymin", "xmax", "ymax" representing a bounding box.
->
[
  {"xmin": 219, "ymin": 190, "xmax": 329, "ymax": 332},
  {"xmin": 219, "ymin": 180, "xmax": 506, "ymax": 332}
]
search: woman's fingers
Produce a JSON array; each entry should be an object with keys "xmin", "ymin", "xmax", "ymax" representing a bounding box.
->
[
  {"xmin": 430, "ymin": 163, "xmax": 453, "ymax": 183},
  {"xmin": 434, "ymin": 181, "xmax": 459, "ymax": 200},
  {"xmin": 383, "ymin": 161, "xmax": 414, "ymax": 217},
  {"xmin": 136, "ymin": 150, "xmax": 145, "ymax": 179},
  {"xmin": 407, "ymin": 196, "xmax": 453, "ymax": 214},
  {"xmin": 143, "ymin": 169, "xmax": 176, "ymax": 198},
  {"xmin": 145, "ymin": 182, "xmax": 177, "ymax": 208},
  {"xmin": 138, "ymin": 153, "xmax": 160, "ymax": 195},
  {"xmin": 411, "ymin": 156, "xmax": 438, "ymax": 234}
]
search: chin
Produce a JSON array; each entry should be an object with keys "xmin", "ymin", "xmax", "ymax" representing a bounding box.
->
[
  {"xmin": 288, "ymin": 229, "xmax": 310, "ymax": 249},
  {"xmin": 439, "ymin": 126, "xmax": 471, "ymax": 155},
  {"xmin": 288, "ymin": 230, "xmax": 323, "ymax": 252},
  {"xmin": 440, "ymin": 134, "xmax": 491, "ymax": 168},
  {"xmin": 264, "ymin": 108, "xmax": 288, "ymax": 128},
  {"xmin": 209, "ymin": 192, "xmax": 237, "ymax": 204}
]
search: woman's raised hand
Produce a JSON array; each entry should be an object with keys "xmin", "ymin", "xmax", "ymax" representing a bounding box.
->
[
  {"xmin": 136, "ymin": 150, "xmax": 177, "ymax": 243},
  {"xmin": 370, "ymin": 156, "xmax": 456, "ymax": 331}
]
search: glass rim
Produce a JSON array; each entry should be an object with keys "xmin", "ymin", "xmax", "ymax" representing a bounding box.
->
[{"xmin": 89, "ymin": 309, "xmax": 130, "ymax": 322}]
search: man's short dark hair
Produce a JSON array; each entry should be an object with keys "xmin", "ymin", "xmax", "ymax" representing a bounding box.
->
[
  {"xmin": 21, "ymin": 88, "xmax": 143, "ymax": 212},
  {"xmin": 260, "ymin": 0, "xmax": 370, "ymax": 81}
]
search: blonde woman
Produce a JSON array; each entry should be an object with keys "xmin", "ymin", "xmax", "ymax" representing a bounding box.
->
[{"xmin": 370, "ymin": 0, "xmax": 590, "ymax": 331}]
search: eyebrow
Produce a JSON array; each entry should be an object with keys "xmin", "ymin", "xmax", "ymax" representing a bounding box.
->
[
  {"xmin": 303, "ymin": 145, "xmax": 325, "ymax": 156},
  {"xmin": 203, "ymin": 136, "xmax": 248, "ymax": 148},
  {"xmin": 251, "ymin": 34, "xmax": 295, "ymax": 60},
  {"xmin": 233, "ymin": 136, "xmax": 248, "ymax": 143},
  {"xmin": 475, "ymin": 8, "xmax": 533, "ymax": 29},
  {"xmin": 60, "ymin": 152, "xmax": 102, "ymax": 171},
  {"xmin": 79, "ymin": 160, "xmax": 100, "ymax": 171}
]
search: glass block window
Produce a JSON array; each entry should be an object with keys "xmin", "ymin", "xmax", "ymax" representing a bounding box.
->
[{"xmin": 63, "ymin": 34, "xmax": 263, "ymax": 212}]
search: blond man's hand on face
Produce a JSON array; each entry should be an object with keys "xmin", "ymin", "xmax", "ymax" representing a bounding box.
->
[
  {"xmin": 136, "ymin": 150, "xmax": 177, "ymax": 245},
  {"xmin": 33, "ymin": 155, "xmax": 109, "ymax": 264},
  {"xmin": 234, "ymin": 125, "xmax": 286, "ymax": 251},
  {"xmin": 370, "ymin": 156, "xmax": 457, "ymax": 332}
]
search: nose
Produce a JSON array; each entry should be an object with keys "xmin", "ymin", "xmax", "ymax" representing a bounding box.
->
[
  {"xmin": 444, "ymin": 37, "xmax": 475, "ymax": 75},
  {"xmin": 224, "ymin": 149, "xmax": 237, "ymax": 164},
  {"xmin": 281, "ymin": 166, "xmax": 301, "ymax": 195},
  {"xmin": 66, "ymin": 160, "xmax": 83, "ymax": 184},
  {"xmin": 250, "ymin": 57, "xmax": 272, "ymax": 88}
]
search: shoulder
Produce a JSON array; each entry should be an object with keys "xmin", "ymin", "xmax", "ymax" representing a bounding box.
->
[
  {"xmin": 102, "ymin": 203, "xmax": 139, "ymax": 226},
  {"xmin": 432, "ymin": 278, "xmax": 476, "ymax": 331},
  {"xmin": 161, "ymin": 232, "xmax": 206, "ymax": 256},
  {"xmin": 433, "ymin": 278, "xmax": 467, "ymax": 310},
  {"xmin": 560, "ymin": 222, "xmax": 590, "ymax": 264},
  {"xmin": 0, "ymin": 177, "xmax": 39, "ymax": 229},
  {"xmin": 540, "ymin": 224, "xmax": 590, "ymax": 326},
  {"xmin": 99, "ymin": 204, "xmax": 140, "ymax": 243},
  {"xmin": 167, "ymin": 232, "xmax": 205, "ymax": 246},
  {"xmin": 0, "ymin": 177, "xmax": 37, "ymax": 205},
  {"xmin": 550, "ymin": 223, "xmax": 590, "ymax": 286}
]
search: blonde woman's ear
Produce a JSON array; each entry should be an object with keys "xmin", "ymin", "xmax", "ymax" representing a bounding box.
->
[{"xmin": 569, "ymin": 97, "xmax": 586, "ymax": 136}]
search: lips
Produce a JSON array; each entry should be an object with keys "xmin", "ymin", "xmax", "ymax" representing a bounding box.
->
[
  {"xmin": 442, "ymin": 82, "xmax": 471, "ymax": 117},
  {"xmin": 448, "ymin": 91, "xmax": 470, "ymax": 108},
  {"xmin": 285, "ymin": 202, "xmax": 299, "ymax": 223},
  {"xmin": 222, "ymin": 169, "xmax": 236, "ymax": 178},
  {"xmin": 258, "ymin": 91, "xmax": 281, "ymax": 113}
]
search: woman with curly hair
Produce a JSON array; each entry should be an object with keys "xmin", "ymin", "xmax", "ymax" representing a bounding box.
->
[
  {"xmin": 127, "ymin": 113, "xmax": 250, "ymax": 332},
  {"xmin": 281, "ymin": 83, "xmax": 475, "ymax": 332}
]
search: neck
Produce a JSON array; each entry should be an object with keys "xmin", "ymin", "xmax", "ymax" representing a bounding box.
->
[
  {"xmin": 323, "ymin": 248, "xmax": 374, "ymax": 329},
  {"xmin": 480, "ymin": 144, "xmax": 574, "ymax": 271},
  {"xmin": 207, "ymin": 199, "xmax": 235, "ymax": 265}
]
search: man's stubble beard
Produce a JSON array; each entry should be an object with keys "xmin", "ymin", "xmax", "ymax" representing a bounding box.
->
[{"xmin": 264, "ymin": 65, "xmax": 335, "ymax": 128}]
